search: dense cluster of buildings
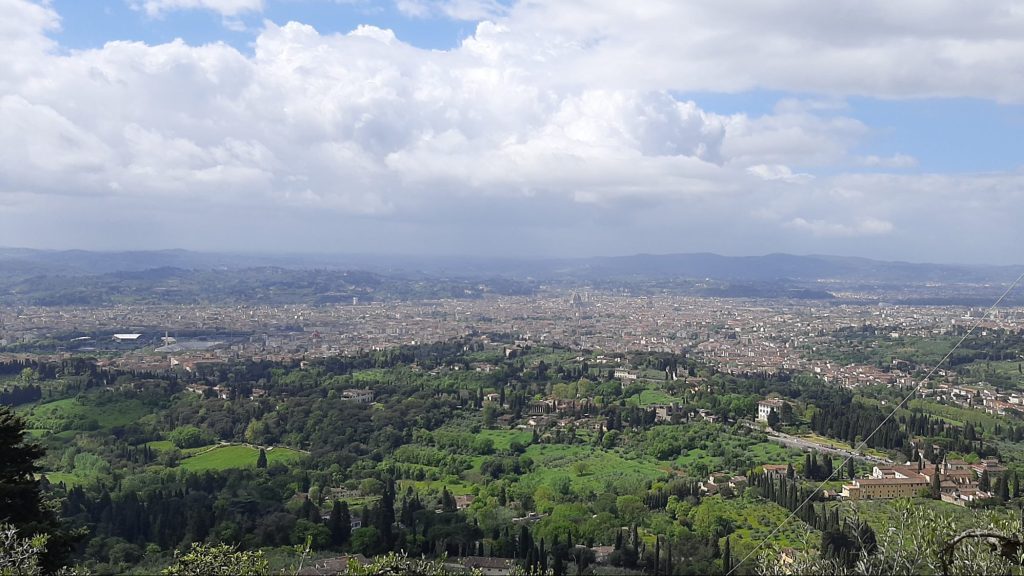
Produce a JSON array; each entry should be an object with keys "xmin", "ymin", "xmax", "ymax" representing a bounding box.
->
[
  {"xmin": 841, "ymin": 458, "xmax": 1005, "ymax": 506},
  {"xmin": 3, "ymin": 291, "xmax": 1023, "ymax": 420}
]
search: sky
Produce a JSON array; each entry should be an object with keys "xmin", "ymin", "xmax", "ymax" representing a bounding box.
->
[{"xmin": 2, "ymin": 0, "xmax": 1024, "ymax": 264}]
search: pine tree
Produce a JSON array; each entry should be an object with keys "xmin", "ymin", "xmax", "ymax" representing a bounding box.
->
[{"xmin": 256, "ymin": 448, "xmax": 268, "ymax": 469}]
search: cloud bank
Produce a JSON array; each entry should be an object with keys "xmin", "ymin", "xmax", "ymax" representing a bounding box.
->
[{"xmin": 1, "ymin": 0, "xmax": 1022, "ymax": 262}]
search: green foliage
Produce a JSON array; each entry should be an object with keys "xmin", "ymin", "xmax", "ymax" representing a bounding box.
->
[
  {"xmin": 161, "ymin": 543, "xmax": 268, "ymax": 576},
  {"xmin": 344, "ymin": 552, "xmax": 476, "ymax": 576},
  {"xmin": 177, "ymin": 445, "xmax": 302, "ymax": 472},
  {"xmin": 0, "ymin": 524, "xmax": 47, "ymax": 576},
  {"xmin": 168, "ymin": 426, "xmax": 212, "ymax": 450},
  {"xmin": 756, "ymin": 500, "xmax": 1024, "ymax": 575}
]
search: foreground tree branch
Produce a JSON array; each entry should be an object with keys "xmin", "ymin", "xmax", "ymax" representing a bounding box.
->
[{"xmin": 941, "ymin": 529, "xmax": 1024, "ymax": 575}]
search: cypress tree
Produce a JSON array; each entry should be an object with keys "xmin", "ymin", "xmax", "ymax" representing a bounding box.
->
[
  {"xmin": 519, "ymin": 525, "xmax": 531, "ymax": 559},
  {"xmin": 723, "ymin": 535, "xmax": 731, "ymax": 573},
  {"xmin": 328, "ymin": 500, "xmax": 351, "ymax": 547},
  {"xmin": 256, "ymin": 448, "xmax": 268, "ymax": 469},
  {"xmin": 666, "ymin": 540, "xmax": 672, "ymax": 575}
]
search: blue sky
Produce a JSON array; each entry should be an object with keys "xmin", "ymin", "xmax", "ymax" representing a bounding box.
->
[
  {"xmin": 2, "ymin": 0, "xmax": 1024, "ymax": 263},
  {"xmin": 49, "ymin": 0, "xmax": 475, "ymax": 52}
]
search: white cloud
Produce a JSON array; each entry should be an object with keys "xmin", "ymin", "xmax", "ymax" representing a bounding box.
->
[
  {"xmin": 464, "ymin": 1, "xmax": 1024, "ymax": 102},
  {"xmin": 747, "ymin": 164, "xmax": 813, "ymax": 183},
  {"xmin": 2, "ymin": 0, "xmax": 1024, "ymax": 261},
  {"xmin": 785, "ymin": 217, "xmax": 894, "ymax": 237},
  {"xmin": 856, "ymin": 154, "xmax": 918, "ymax": 168},
  {"xmin": 396, "ymin": 0, "xmax": 507, "ymax": 21},
  {"xmin": 129, "ymin": 0, "xmax": 263, "ymax": 17}
]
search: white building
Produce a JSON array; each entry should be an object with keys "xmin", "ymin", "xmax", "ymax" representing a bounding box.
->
[
  {"xmin": 341, "ymin": 388, "xmax": 374, "ymax": 403},
  {"xmin": 757, "ymin": 398, "xmax": 785, "ymax": 422}
]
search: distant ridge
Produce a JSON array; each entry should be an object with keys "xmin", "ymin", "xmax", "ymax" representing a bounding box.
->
[{"xmin": 0, "ymin": 247, "xmax": 1021, "ymax": 284}]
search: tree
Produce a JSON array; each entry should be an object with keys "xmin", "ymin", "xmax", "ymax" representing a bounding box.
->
[
  {"xmin": 19, "ymin": 367, "xmax": 37, "ymax": 385},
  {"xmin": 168, "ymin": 426, "xmax": 210, "ymax": 449},
  {"xmin": 847, "ymin": 458, "xmax": 856, "ymax": 480},
  {"xmin": 980, "ymin": 470, "xmax": 991, "ymax": 492},
  {"xmin": 0, "ymin": 407, "xmax": 74, "ymax": 572},
  {"xmin": 161, "ymin": 543, "xmax": 268, "ymax": 576},
  {"xmin": 0, "ymin": 407, "xmax": 45, "ymax": 531},
  {"xmin": 483, "ymin": 403, "xmax": 498, "ymax": 428},
  {"xmin": 723, "ymin": 535, "xmax": 731, "ymax": 573},
  {"xmin": 350, "ymin": 527, "xmax": 381, "ymax": 556},
  {"xmin": 345, "ymin": 552, "xmax": 453, "ymax": 575},
  {"xmin": 757, "ymin": 499, "xmax": 1024, "ymax": 575},
  {"xmin": 256, "ymin": 448, "xmax": 268, "ymax": 469},
  {"xmin": 0, "ymin": 523, "xmax": 46, "ymax": 576},
  {"xmin": 997, "ymin": 476, "xmax": 1010, "ymax": 501},
  {"xmin": 572, "ymin": 461, "xmax": 589, "ymax": 477},
  {"xmin": 329, "ymin": 501, "xmax": 351, "ymax": 548}
]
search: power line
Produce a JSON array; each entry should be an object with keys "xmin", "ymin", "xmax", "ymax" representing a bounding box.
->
[{"xmin": 728, "ymin": 271, "xmax": 1024, "ymax": 575}]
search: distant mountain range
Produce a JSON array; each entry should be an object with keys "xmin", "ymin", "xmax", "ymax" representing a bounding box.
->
[{"xmin": 1, "ymin": 247, "xmax": 1020, "ymax": 284}]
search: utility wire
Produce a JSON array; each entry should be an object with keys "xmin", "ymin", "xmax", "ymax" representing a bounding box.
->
[{"xmin": 728, "ymin": 271, "xmax": 1024, "ymax": 575}]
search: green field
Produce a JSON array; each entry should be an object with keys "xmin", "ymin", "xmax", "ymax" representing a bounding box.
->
[
  {"xmin": 475, "ymin": 428, "xmax": 534, "ymax": 450},
  {"xmin": 626, "ymin": 388, "xmax": 683, "ymax": 406},
  {"xmin": 517, "ymin": 444, "xmax": 669, "ymax": 495},
  {"xmin": 178, "ymin": 445, "xmax": 305, "ymax": 472},
  {"xmin": 144, "ymin": 440, "xmax": 216, "ymax": 456},
  {"xmin": 23, "ymin": 397, "xmax": 153, "ymax": 431},
  {"xmin": 42, "ymin": 472, "xmax": 85, "ymax": 487},
  {"xmin": 964, "ymin": 360, "xmax": 1024, "ymax": 389}
]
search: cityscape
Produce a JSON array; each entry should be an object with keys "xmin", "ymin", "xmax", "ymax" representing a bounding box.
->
[{"xmin": 4, "ymin": 0, "xmax": 1024, "ymax": 574}]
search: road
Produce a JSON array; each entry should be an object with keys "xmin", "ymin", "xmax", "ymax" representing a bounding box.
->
[{"xmin": 765, "ymin": 429, "xmax": 893, "ymax": 465}]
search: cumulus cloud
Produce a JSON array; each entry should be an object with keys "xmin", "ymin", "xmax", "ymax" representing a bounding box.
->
[{"xmin": 1, "ymin": 0, "xmax": 1023, "ymax": 261}]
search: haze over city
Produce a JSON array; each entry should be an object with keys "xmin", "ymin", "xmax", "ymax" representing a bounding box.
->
[{"xmin": 2, "ymin": 0, "xmax": 1023, "ymax": 263}]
